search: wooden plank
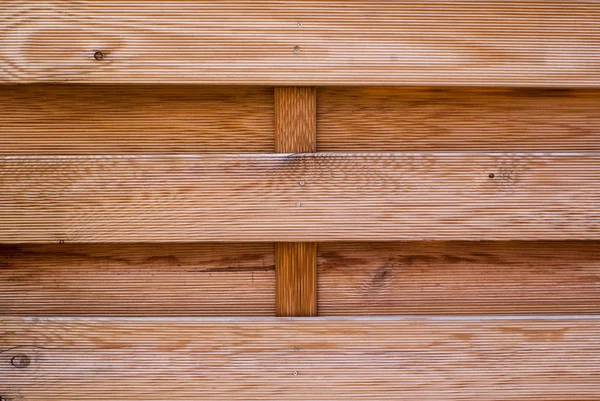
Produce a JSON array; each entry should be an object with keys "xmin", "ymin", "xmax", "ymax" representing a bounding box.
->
[
  {"xmin": 274, "ymin": 87, "xmax": 317, "ymax": 317},
  {"xmin": 318, "ymin": 241, "xmax": 600, "ymax": 315},
  {"xmin": 0, "ymin": 243, "xmax": 274, "ymax": 316},
  {"xmin": 275, "ymin": 87, "xmax": 316, "ymax": 153},
  {"xmin": 1, "ymin": 1, "xmax": 599, "ymax": 86},
  {"xmin": 276, "ymin": 242, "xmax": 317, "ymax": 317},
  {"xmin": 318, "ymin": 87, "xmax": 600, "ymax": 151},
  {"xmin": 0, "ymin": 85, "xmax": 273, "ymax": 154},
  {"xmin": 1, "ymin": 153, "xmax": 599, "ymax": 242},
  {"xmin": 1, "ymin": 316, "xmax": 599, "ymax": 400}
]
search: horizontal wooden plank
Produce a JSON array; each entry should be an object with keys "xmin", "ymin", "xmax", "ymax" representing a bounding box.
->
[
  {"xmin": 1, "ymin": 1, "xmax": 599, "ymax": 85},
  {"xmin": 0, "ymin": 243, "xmax": 274, "ymax": 316},
  {"xmin": 1, "ymin": 153, "xmax": 599, "ymax": 242},
  {"xmin": 0, "ymin": 85, "xmax": 273, "ymax": 154},
  {"xmin": 319, "ymin": 241, "xmax": 600, "ymax": 315},
  {"xmin": 1, "ymin": 316, "xmax": 599, "ymax": 400},
  {"xmin": 318, "ymin": 87, "xmax": 600, "ymax": 151}
]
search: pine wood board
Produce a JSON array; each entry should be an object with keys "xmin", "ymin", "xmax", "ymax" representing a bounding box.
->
[
  {"xmin": 0, "ymin": 243, "xmax": 274, "ymax": 316},
  {"xmin": 318, "ymin": 241, "xmax": 600, "ymax": 315},
  {"xmin": 1, "ymin": 153, "xmax": 599, "ymax": 242},
  {"xmin": 0, "ymin": 85, "xmax": 274, "ymax": 154},
  {"xmin": 318, "ymin": 87, "xmax": 600, "ymax": 151},
  {"xmin": 2, "ymin": 1, "xmax": 599, "ymax": 85},
  {"xmin": 1, "ymin": 316, "xmax": 599, "ymax": 400}
]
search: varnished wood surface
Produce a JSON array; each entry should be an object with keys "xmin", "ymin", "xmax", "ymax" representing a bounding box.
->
[
  {"xmin": 1, "ymin": 153, "xmax": 599, "ymax": 242},
  {"xmin": 318, "ymin": 87, "xmax": 600, "ymax": 151},
  {"xmin": 0, "ymin": 85, "xmax": 273, "ymax": 154},
  {"xmin": 319, "ymin": 241, "xmax": 600, "ymax": 315},
  {"xmin": 0, "ymin": 243, "xmax": 274, "ymax": 316},
  {"xmin": 1, "ymin": 1, "xmax": 599, "ymax": 85},
  {"xmin": 276, "ymin": 243, "xmax": 317, "ymax": 317},
  {"xmin": 1, "ymin": 316, "xmax": 599, "ymax": 400}
]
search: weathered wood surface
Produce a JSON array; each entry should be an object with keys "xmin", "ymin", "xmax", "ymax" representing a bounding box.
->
[
  {"xmin": 0, "ymin": 85, "xmax": 273, "ymax": 154},
  {"xmin": 1, "ymin": 317, "xmax": 599, "ymax": 400},
  {"xmin": 1, "ymin": 153, "xmax": 598, "ymax": 242},
  {"xmin": 318, "ymin": 87, "xmax": 600, "ymax": 151},
  {"xmin": 1, "ymin": 1, "xmax": 599, "ymax": 85},
  {"xmin": 0, "ymin": 243, "xmax": 274, "ymax": 316},
  {"xmin": 319, "ymin": 241, "xmax": 600, "ymax": 315}
]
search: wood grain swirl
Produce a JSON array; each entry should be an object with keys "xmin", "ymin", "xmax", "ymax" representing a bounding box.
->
[
  {"xmin": 0, "ymin": 243, "xmax": 274, "ymax": 316},
  {"xmin": 318, "ymin": 87, "xmax": 600, "ymax": 151},
  {"xmin": 1, "ymin": 153, "xmax": 599, "ymax": 242},
  {"xmin": 1, "ymin": 1, "xmax": 599, "ymax": 85},
  {"xmin": 319, "ymin": 241, "xmax": 600, "ymax": 315},
  {"xmin": 1, "ymin": 316, "xmax": 599, "ymax": 400},
  {"xmin": 0, "ymin": 85, "xmax": 273, "ymax": 154}
]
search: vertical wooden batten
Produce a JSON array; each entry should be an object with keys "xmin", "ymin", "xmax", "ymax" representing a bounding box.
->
[{"xmin": 274, "ymin": 87, "xmax": 317, "ymax": 317}]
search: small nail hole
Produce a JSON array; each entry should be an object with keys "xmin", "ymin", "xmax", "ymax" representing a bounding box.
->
[
  {"xmin": 94, "ymin": 51, "xmax": 104, "ymax": 60},
  {"xmin": 296, "ymin": 202, "xmax": 302, "ymax": 207},
  {"xmin": 297, "ymin": 22, "xmax": 303, "ymax": 28},
  {"xmin": 299, "ymin": 181, "xmax": 305, "ymax": 186},
  {"xmin": 293, "ymin": 46, "xmax": 300, "ymax": 53},
  {"xmin": 293, "ymin": 370, "xmax": 298, "ymax": 376},
  {"xmin": 488, "ymin": 173, "xmax": 495, "ymax": 179}
]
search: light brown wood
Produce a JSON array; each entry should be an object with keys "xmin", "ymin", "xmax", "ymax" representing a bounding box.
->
[
  {"xmin": 0, "ymin": 243, "xmax": 274, "ymax": 316},
  {"xmin": 318, "ymin": 87, "xmax": 600, "ymax": 151},
  {"xmin": 276, "ymin": 242, "xmax": 317, "ymax": 317},
  {"xmin": 0, "ymin": 85, "xmax": 273, "ymax": 154},
  {"xmin": 275, "ymin": 86, "xmax": 317, "ymax": 317},
  {"xmin": 1, "ymin": 153, "xmax": 599, "ymax": 242},
  {"xmin": 275, "ymin": 87, "xmax": 316, "ymax": 153},
  {"xmin": 319, "ymin": 241, "xmax": 600, "ymax": 315},
  {"xmin": 1, "ymin": 316, "xmax": 599, "ymax": 400},
  {"xmin": 2, "ymin": 1, "xmax": 599, "ymax": 86}
]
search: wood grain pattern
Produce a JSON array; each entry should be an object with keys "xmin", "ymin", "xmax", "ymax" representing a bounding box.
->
[
  {"xmin": 1, "ymin": 316, "xmax": 599, "ymax": 400},
  {"xmin": 275, "ymin": 86, "xmax": 317, "ymax": 317},
  {"xmin": 318, "ymin": 87, "xmax": 600, "ymax": 151},
  {"xmin": 275, "ymin": 87, "xmax": 316, "ymax": 153},
  {"xmin": 1, "ymin": 153, "xmax": 599, "ymax": 242},
  {"xmin": 0, "ymin": 243, "xmax": 274, "ymax": 316},
  {"xmin": 319, "ymin": 241, "xmax": 600, "ymax": 315},
  {"xmin": 276, "ymin": 242, "xmax": 317, "ymax": 317},
  {"xmin": 1, "ymin": 1, "xmax": 599, "ymax": 85},
  {"xmin": 0, "ymin": 85, "xmax": 273, "ymax": 154}
]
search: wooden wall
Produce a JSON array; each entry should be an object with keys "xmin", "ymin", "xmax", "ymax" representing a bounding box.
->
[{"xmin": 1, "ymin": 2, "xmax": 600, "ymax": 400}]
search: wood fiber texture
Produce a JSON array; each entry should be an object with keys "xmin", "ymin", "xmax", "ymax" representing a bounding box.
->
[
  {"xmin": 275, "ymin": 86, "xmax": 317, "ymax": 317},
  {"xmin": 1, "ymin": 153, "xmax": 598, "ymax": 242},
  {"xmin": 318, "ymin": 87, "xmax": 600, "ymax": 151},
  {"xmin": 0, "ymin": 243, "xmax": 274, "ymax": 316},
  {"xmin": 276, "ymin": 242, "xmax": 317, "ymax": 317},
  {"xmin": 1, "ymin": 1, "xmax": 599, "ymax": 85},
  {"xmin": 1, "ymin": 317, "xmax": 599, "ymax": 400},
  {"xmin": 318, "ymin": 241, "xmax": 600, "ymax": 315},
  {"xmin": 275, "ymin": 87, "xmax": 316, "ymax": 153},
  {"xmin": 0, "ymin": 85, "xmax": 274, "ymax": 154}
]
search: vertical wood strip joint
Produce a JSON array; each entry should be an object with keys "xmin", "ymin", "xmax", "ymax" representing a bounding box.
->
[{"xmin": 274, "ymin": 87, "xmax": 317, "ymax": 317}]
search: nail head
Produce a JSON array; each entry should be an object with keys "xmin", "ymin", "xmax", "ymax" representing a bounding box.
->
[
  {"xmin": 296, "ymin": 202, "xmax": 302, "ymax": 207},
  {"xmin": 94, "ymin": 51, "xmax": 104, "ymax": 60},
  {"xmin": 488, "ymin": 173, "xmax": 495, "ymax": 179},
  {"xmin": 299, "ymin": 181, "xmax": 305, "ymax": 186},
  {"xmin": 293, "ymin": 46, "xmax": 300, "ymax": 53},
  {"xmin": 293, "ymin": 370, "xmax": 298, "ymax": 376}
]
